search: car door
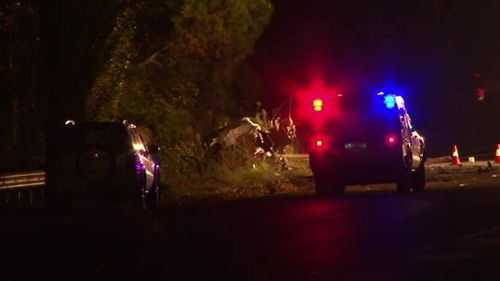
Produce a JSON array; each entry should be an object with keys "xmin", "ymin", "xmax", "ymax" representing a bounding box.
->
[{"xmin": 401, "ymin": 113, "xmax": 424, "ymax": 170}]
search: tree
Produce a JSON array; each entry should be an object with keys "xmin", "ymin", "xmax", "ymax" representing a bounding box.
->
[
  {"xmin": 86, "ymin": 0, "xmax": 273, "ymax": 182},
  {"xmin": 0, "ymin": 0, "xmax": 45, "ymax": 172}
]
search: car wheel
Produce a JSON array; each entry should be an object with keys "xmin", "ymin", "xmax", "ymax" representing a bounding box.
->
[
  {"xmin": 332, "ymin": 181, "xmax": 346, "ymax": 197},
  {"xmin": 398, "ymin": 152, "xmax": 413, "ymax": 194},
  {"xmin": 314, "ymin": 168, "xmax": 345, "ymax": 197},
  {"xmin": 76, "ymin": 145, "xmax": 115, "ymax": 183},
  {"xmin": 314, "ymin": 173, "xmax": 332, "ymax": 197},
  {"xmin": 397, "ymin": 170, "xmax": 411, "ymax": 194},
  {"xmin": 144, "ymin": 178, "xmax": 160, "ymax": 212},
  {"xmin": 141, "ymin": 170, "xmax": 162, "ymax": 212},
  {"xmin": 412, "ymin": 163, "xmax": 426, "ymax": 193},
  {"xmin": 125, "ymin": 171, "xmax": 148, "ymax": 212},
  {"xmin": 144, "ymin": 189, "xmax": 159, "ymax": 211}
]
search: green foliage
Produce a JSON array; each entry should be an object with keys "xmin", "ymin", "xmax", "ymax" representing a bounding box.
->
[
  {"xmin": 86, "ymin": 0, "xmax": 273, "ymax": 185},
  {"xmin": 253, "ymin": 102, "xmax": 271, "ymax": 131},
  {"xmin": 166, "ymin": 144, "xmax": 313, "ymax": 205},
  {"xmin": 86, "ymin": 7, "xmax": 137, "ymax": 120}
]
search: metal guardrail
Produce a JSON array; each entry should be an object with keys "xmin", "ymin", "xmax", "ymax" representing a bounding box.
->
[
  {"xmin": 281, "ymin": 154, "xmax": 309, "ymax": 159},
  {"xmin": 0, "ymin": 171, "xmax": 45, "ymax": 189},
  {"xmin": 0, "ymin": 171, "xmax": 45, "ymax": 206}
]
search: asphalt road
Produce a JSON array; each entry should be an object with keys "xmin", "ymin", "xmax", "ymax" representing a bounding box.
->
[{"xmin": 2, "ymin": 168, "xmax": 500, "ymax": 281}]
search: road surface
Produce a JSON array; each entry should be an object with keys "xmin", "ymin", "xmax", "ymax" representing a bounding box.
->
[{"xmin": 2, "ymin": 164, "xmax": 500, "ymax": 281}]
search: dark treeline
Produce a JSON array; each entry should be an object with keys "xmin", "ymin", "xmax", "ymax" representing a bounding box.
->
[
  {"xmin": 1, "ymin": 0, "xmax": 274, "ymax": 185},
  {"xmin": 1, "ymin": 0, "xmax": 44, "ymax": 172}
]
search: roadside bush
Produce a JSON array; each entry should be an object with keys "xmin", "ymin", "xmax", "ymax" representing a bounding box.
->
[{"xmin": 85, "ymin": 0, "xmax": 275, "ymax": 197}]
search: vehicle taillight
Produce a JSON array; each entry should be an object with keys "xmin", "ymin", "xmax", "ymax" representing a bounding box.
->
[
  {"xmin": 386, "ymin": 135, "xmax": 398, "ymax": 145},
  {"xmin": 313, "ymin": 98, "xmax": 323, "ymax": 112},
  {"xmin": 310, "ymin": 136, "xmax": 328, "ymax": 151}
]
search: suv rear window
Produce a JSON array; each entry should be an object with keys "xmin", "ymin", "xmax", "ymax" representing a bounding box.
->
[
  {"xmin": 336, "ymin": 114, "xmax": 401, "ymax": 141},
  {"xmin": 60, "ymin": 124, "xmax": 130, "ymax": 153},
  {"xmin": 335, "ymin": 96, "xmax": 402, "ymax": 139}
]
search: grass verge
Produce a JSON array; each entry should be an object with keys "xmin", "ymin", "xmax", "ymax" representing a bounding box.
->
[{"xmin": 162, "ymin": 155, "xmax": 312, "ymax": 206}]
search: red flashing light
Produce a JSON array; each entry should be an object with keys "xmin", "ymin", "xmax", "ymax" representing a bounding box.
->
[
  {"xmin": 386, "ymin": 135, "xmax": 398, "ymax": 145},
  {"xmin": 313, "ymin": 98, "xmax": 323, "ymax": 112},
  {"xmin": 316, "ymin": 140, "xmax": 323, "ymax": 147}
]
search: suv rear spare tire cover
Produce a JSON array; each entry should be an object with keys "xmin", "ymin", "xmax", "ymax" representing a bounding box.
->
[{"xmin": 76, "ymin": 146, "xmax": 115, "ymax": 182}]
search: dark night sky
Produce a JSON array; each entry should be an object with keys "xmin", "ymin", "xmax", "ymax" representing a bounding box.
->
[{"xmin": 254, "ymin": 0, "xmax": 500, "ymax": 156}]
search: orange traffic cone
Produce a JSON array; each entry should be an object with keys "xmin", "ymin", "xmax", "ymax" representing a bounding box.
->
[
  {"xmin": 451, "ymin": 145, "xmax": 461, "ymax": 165},
  {"xmin": 495, "ymin": 144, "xmax": 500, "ymax": 164}
]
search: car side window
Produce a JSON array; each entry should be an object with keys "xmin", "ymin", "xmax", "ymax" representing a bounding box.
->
[
  {"xmin": 138, "ymin": 133, "xmax": 148, "ymax": 152},
  {"xmin": 128, "ymin": 128, "xmax": 145, "ymax": 152}
]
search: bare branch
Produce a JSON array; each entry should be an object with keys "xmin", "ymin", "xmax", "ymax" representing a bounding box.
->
[{"xmin": 140, "ymin": 45, "xmax": 168, "ymax": 68}]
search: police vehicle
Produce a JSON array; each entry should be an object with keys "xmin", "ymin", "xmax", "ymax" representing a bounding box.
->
[{"xmin": 299, "ymin": 91, "xmax": 426, "ymax": 196}]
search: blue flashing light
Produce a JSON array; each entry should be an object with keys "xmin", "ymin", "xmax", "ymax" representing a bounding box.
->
[
  {"xmin": 377, "ymin": 91, "xmax": 385, "ymax": 96},
  {"xmin": 384, "ymin": 95, "xmax": 396, "ymax": 109}
]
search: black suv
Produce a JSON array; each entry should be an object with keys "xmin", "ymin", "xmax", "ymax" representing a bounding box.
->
[
  {"xmin": 301, "ymin": 93, "xmax": 426, "ymax": 196},
  {"xmin": 47, "ymin": 121, "xmax": 161, "ymax": 210}
]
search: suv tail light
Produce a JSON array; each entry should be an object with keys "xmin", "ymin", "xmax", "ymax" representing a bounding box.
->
[
  {"xmin": 386, "ymin": 134, "xmax": 398, "ymax": 145},
  {"xmin": 310, "ymin": 136, "xmax": 328, "ymax": 152}
]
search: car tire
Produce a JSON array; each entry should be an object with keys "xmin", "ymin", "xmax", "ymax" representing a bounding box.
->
[
  {"xmin": 397, "ymin": 170, "xmax": 411, "ymax": 194},
  {"xmin": 125, "ymin": 171, "xmax": 148, "ymax": 212},
  {"xmin": 314, "ymin": 168, "xmax": 345, "ymax": 197},
  {"xmin": 398, "ymin": 151, "xmax": 413, "ymax": 194},
  {"xmin": 332, "ymin": 181, "xmax": 346, "ymax": 196},
  {"xmin": 412, "ymin": 163, "xmax": 426, "ymax": 193},
  {"xmin": 133, "ymin": 170, "xmax": 161, "ymax": 213},
  {"xmin": 144, "ymin": 189, "xmax": 159, "ymax": 211},
  {"xmin": 76, "ymin": 145, "xmax": 115, "ymax": 183},
  {"xmin": 314, "ymin": 173, "xmax": 332, "ymax": 197},
  {"xmin": 144, "ymin": 173, "xmax": 160, "ymax": 212}
]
